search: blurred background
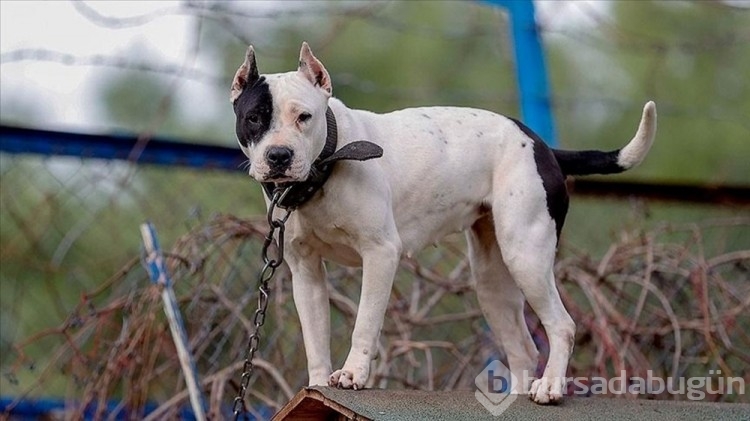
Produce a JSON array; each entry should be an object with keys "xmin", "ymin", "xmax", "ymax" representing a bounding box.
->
[{"xmin": 1, "ymin": 0, "xmax": 748, "ymax": 418}]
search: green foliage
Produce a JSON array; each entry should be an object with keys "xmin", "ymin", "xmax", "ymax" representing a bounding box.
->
[
  {"xmin": 549, "ymin": 1, "xmax": 750, "ymax": 184},
  {"xmin": 100, "ymin": 72, "xmax": 173, "ymax": 132}
]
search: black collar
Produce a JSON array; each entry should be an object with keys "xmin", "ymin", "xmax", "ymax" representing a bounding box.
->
[{"xmin": 262, "ymin": 107, "xmax": 383, "ymax": 209}]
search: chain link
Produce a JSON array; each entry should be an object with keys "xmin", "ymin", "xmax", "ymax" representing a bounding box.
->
[{"xmin": 233, "ymin": 188, "xmax": 293, "ymax": 420}]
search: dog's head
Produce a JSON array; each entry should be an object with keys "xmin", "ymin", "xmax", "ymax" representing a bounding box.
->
[{"xmin": 230, "ymin": 42, "xmax": 332, "ymax": 182}]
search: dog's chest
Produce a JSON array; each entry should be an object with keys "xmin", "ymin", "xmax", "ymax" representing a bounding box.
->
[{"xmin": 286, "ymin": 212, "xmax": 364, "ymax": 266}]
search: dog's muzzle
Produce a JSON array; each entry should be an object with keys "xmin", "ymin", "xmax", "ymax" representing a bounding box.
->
[{"xmin": 265, "ymin": 146, "xmax": 294, "ymax": 175}]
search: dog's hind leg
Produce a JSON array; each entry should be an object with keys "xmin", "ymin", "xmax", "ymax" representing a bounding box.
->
[
  {"xmin": 467, "ymin": 215, "xmax": 539, "ymax": 394},
  {"xmin": 492, "ymin": 189, "xmax": 575, "ymax": 404}
]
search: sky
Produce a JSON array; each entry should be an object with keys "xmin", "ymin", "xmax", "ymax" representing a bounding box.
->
[
  {"xmin": 1, "ymin": 1, "xmax": 205, "ymax": 132},
  {"xmin": 0, "ymin": 0, "xmax": 606, "ymax": 136}
]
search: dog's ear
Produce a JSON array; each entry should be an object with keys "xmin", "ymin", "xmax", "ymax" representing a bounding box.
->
[
  {"xmin": 230, "ymin": 45, "xmax": 259, "ymax": 103},
  {"xmin": 298, "ymin": 42, "xmax": 332, "ymax": 97}
]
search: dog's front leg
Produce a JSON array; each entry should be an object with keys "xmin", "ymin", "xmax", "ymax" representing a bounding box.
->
[
  {"xmin": 329, "ymin": 240, "xmax": 401, "ymax": 390},
  {"xmin": 288, "ymin": 250, "xmax": 332, "ymax": 386}
]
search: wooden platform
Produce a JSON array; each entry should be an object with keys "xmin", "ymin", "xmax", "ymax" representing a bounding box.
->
[{"xmin": 273, "ymin": 386, "xmax": 749, "ymax": 420}]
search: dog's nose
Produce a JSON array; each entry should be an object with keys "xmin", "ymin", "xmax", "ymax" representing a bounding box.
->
[{"xmin": 266, "ymin": 146, "xmax": 294, "ymax": 169}]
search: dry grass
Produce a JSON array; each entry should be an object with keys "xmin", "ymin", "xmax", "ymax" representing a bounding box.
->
[{"xmin": 4, "ymin": 216, "xmax": 749, "ymax": 419}]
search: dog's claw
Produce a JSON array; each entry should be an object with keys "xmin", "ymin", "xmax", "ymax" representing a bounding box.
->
[
  {"xmin": 328, "ymin": 368, "xmax": 365, "ymax": 389},
  {"xmin": 528, "ymin": 377, "xmax": 564, "ymax": 404}
]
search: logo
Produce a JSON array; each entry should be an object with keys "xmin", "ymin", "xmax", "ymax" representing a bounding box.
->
[{"xmin": 475, "ymin": 360, "xmax": 518, "ymax": 416}]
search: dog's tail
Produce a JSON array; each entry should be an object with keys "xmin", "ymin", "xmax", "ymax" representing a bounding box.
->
[{"xmin": 553, "ymin": 101, "xmax": 657, "ymax": 176}]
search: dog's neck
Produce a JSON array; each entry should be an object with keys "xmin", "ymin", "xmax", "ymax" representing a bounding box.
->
[{"xmin": 261, "ymin": 106, "xmax": 382, "ymax": 209}]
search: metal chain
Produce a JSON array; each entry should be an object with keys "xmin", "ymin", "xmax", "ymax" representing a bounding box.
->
[{"xmin": 233, "ymin": 188, "xmax": 293, "ymax": 420}]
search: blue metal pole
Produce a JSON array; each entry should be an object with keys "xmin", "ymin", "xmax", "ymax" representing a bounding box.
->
[
  {"xmin": 482, "ymin": 0, "xmax": 557, "ymax": 146},
  {"xmin": 141, "ymin": 223, "xmax": 208, "ymax": 421}
]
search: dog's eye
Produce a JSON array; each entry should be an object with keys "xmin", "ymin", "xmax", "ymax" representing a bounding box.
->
[
  {"xmin": 298, "ymin": 112, "xmax": 312, "ymax": 123},
  {"xmin": 246, "ymin": 113, "xmax": 260, "ymax": 125}
]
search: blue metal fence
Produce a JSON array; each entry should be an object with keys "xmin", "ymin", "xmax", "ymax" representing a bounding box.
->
[{"xmin": 0, "ymin": 125, "xmax": 244, "ymax": 171}]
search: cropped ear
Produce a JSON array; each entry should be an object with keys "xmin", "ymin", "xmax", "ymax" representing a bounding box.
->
[
  {"xmin": 230, "ymin": 45, "xmax": 259, "ymax": 103},
  {"xmin": 298, "ymin": 42, "xmax": 332, "ymax": 96}
]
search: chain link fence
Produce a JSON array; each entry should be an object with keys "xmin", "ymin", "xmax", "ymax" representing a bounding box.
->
[{"xmin": 1, "ymin": 149, "xmax": 748, "ymax": 418}]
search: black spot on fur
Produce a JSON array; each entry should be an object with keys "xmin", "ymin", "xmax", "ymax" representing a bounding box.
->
[
  {"xmin": 234, "ymin": 76, "xmax": 273, "ymax": 147},
  {"xmin": 553, "ymin": 149, "xmax": 622, "ymax": 176},
  {"xmin": 509, "ymin": 118, "xmax": 569, "ymax": 240}
]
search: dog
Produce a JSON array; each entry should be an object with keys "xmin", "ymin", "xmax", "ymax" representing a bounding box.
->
[{"xmin": 230, "ymin": 42, "xmax": 656, "ymax": 404}]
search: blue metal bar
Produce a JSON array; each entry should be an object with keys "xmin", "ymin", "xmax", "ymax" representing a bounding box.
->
[
  {"xmin": 141, "ymin": 222, "xmax": 172, "ymax": 287},
  {"xmin": 0, "ymin": 125, "xmax": 245, "ymax": 171},
  {"xmin": 482, "ymin": 0, "xmax": 557, "ymax": 146},
  {"xmin": 141, "ymin": 222, "xmax": 208, "ymax": 420}
]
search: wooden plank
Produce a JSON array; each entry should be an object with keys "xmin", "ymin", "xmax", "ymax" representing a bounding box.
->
[{"xmin": 273, "ymin": 388, "xmax": 371, "ymax": 421}]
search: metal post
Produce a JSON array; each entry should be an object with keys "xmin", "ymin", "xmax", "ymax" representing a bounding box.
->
[
  {"xmin": 482, "ymin": 0, "xmax": 558, "ymax": 146},
  {"xmin": 141, "ymin": 222, "xmax": 207, "ymax": 421}
]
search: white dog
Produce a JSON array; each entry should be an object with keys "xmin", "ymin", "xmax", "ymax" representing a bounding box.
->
[{"xmin": 230, "ymin": 42, "xmax": 656, "ymax": 404}]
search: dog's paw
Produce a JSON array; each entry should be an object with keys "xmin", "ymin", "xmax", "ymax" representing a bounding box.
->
[
  {"xmin": 528, "ymin": 376, "xmax": 564, "ymax": 404},
  {"xmin": 328, "ymin": 368, "xmax": 366, "ymax": 390}
]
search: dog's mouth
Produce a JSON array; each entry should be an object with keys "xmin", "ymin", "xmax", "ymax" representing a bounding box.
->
[
  {"xmin": 262, "ymin": 171, "xmax": 305, "ymax": 183},
  {"xmin": 256, "ymin": 159, "xmax": 311, "ymax": 184},
  {"xmin": 265, "ymin": 171, "xmax": 290, "ymax": 181}
]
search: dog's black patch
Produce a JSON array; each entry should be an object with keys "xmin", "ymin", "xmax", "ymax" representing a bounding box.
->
[
  {"xmin": 234, "ymin": 76, "xmax": 273, "ymax": 147},
  {"xmin": 509, "ymin": 118, "xmax": 569, "ymax": 240},
  {"xmin": 552, "ymin": 149, "xmax": 621, "ymax": 176}
]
